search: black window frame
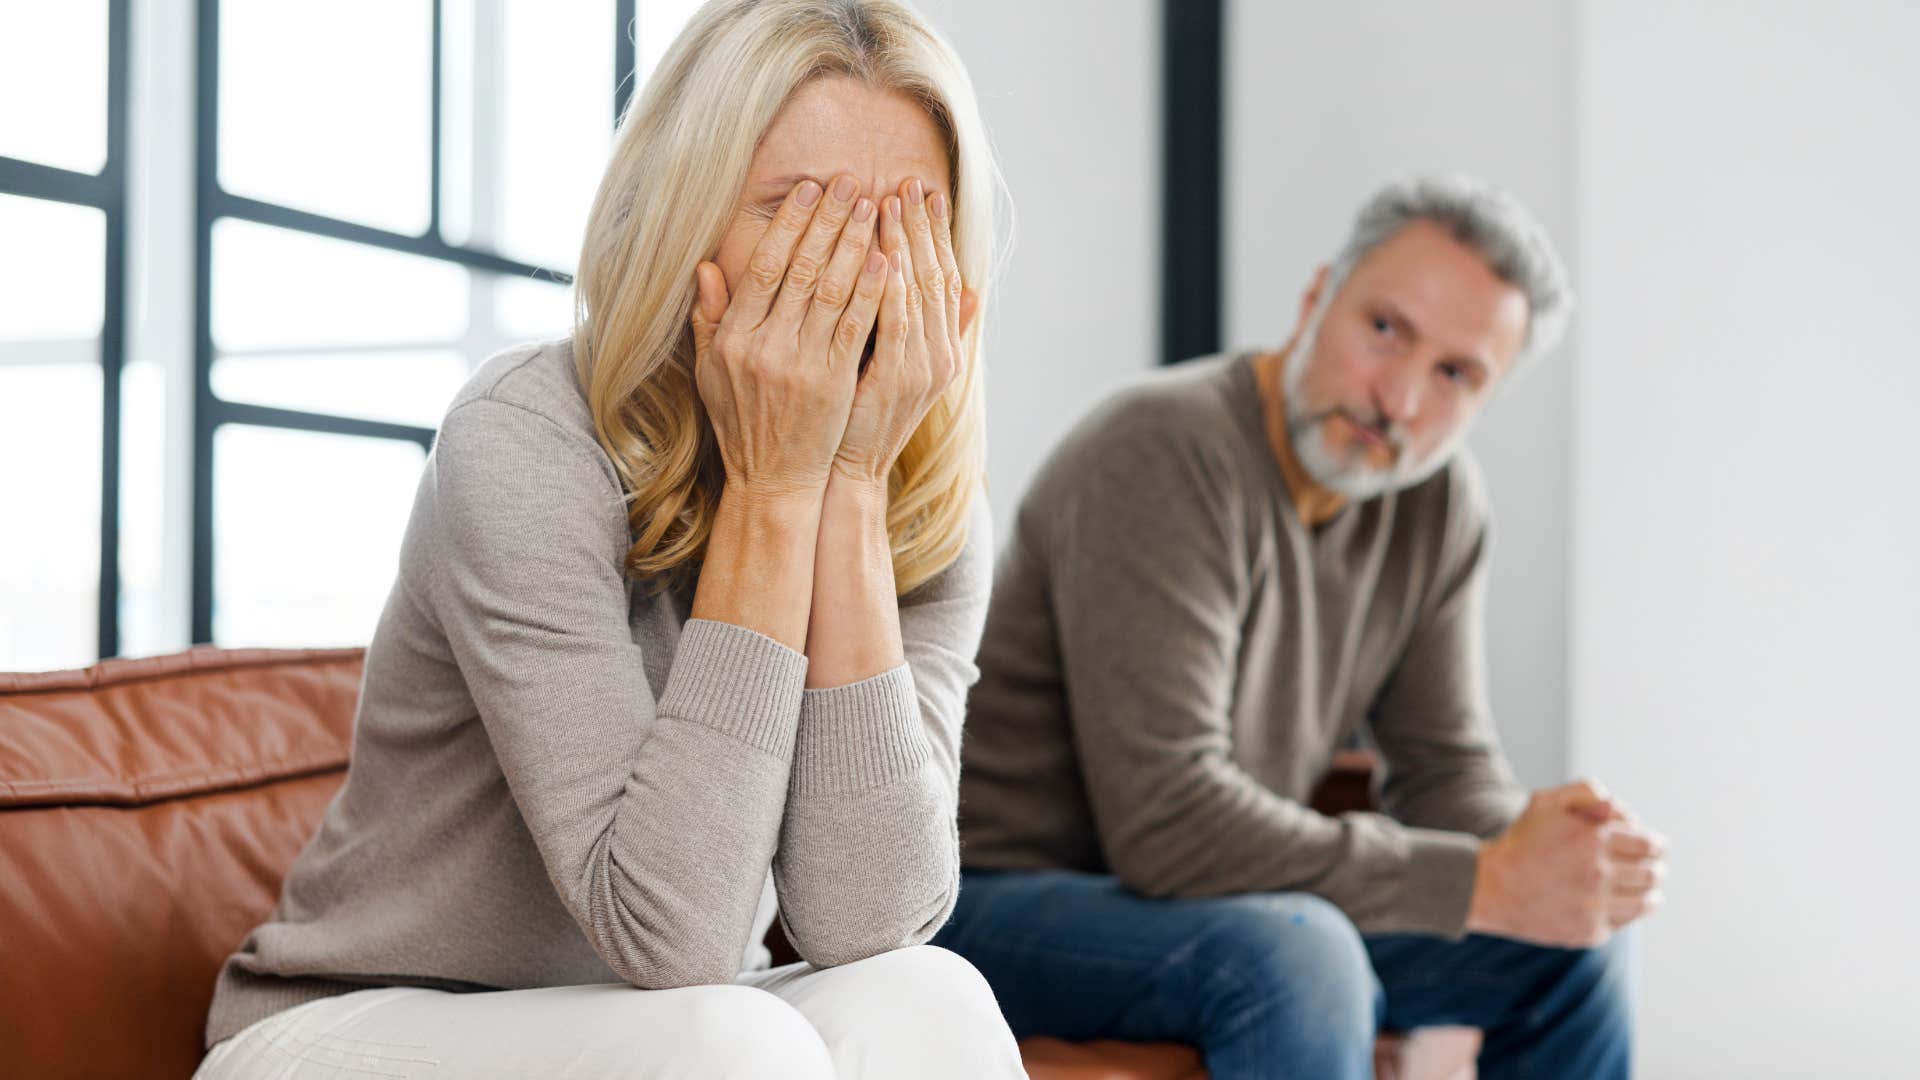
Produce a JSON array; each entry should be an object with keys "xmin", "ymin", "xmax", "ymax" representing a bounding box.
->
[
  {"xmin": 188, "ymin": 0, "xmax": 641, "ymax": 644},
  {"xmin": 1160, "ymin": 0, "xmax": 1223, "ymax": 367},
  {"xmin": 0, "ymin": 0, "xmax": 131, "ymax": 660}
]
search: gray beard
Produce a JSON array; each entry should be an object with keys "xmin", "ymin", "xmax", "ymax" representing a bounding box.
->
[{"xmin": 1280, "ymin": 310, "xmax": 1467, "ymax": 501}]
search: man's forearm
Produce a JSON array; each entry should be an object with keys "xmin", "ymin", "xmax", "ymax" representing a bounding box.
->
[{"xmin": 1379, "ymin": 746, "xmax": 1527, "ymax": 839}]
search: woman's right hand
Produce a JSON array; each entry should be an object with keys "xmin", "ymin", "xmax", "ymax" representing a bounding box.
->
[{"xmin": 690, "ymin": 175, "xmax": 888, "ymax": 503}]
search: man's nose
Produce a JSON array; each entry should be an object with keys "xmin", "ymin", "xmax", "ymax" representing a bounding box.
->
[{"xmin": 1371, "ymin": 357, "xmax": 1423, "ymax": 425}]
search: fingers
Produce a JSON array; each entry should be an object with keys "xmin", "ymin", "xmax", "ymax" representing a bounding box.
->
[
  {"xmin": 726, "ymin": 179, "xmax": 824, "ymax": 330},
  {"xmin": 800, "ymin": 190, "xmax": 878, "ymax": 351},
  {"xmin": 1607, "ymin": 888, "xmax": 1662, "ymax": 928},
  {"xmin": 877, "ymin": 196, "xmax": 914, "ymax": 362},
  {"xmin": 828, "ymin": 245, "xmax": 890, "ymax": 374},
  {"xmin": 873, "ymin": 237, "xmax": 910, "ymax": 376},
  {"xmin": 1603, "ymin": 823, "xmax": 1666, "ymax": 931},
  {"xmin": 1605, "ymin": 825, "xmax": 1667, "ymax": 861},
  {"xmin": 1610, "ymin": 858, "xmax": 1665, "ymax": 894},
  {"xmin": 929, "ymin": 187, "xmax": 973, "ymax": 342},
  {"xmin": 689, "ymin": 262, "xmax": 729, "ymax": 357},
  {"xmin": 1559, "ymin": 778, "xmax": 1623, "ymax": 825},
  {"xmin": 878, "ymin": 194, "xmax": 923, "ymax": 342},
  {"xmin": 769, "ymin": 174, "xmax": 863, "ymax": 333},
  {"xmin": 899, "ymin": 178, "xmax": 949, "ymax": 336}
]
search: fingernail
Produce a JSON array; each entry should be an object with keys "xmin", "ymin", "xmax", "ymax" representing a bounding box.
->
[
  {"xmin": 885, "ymin": 196, "xmax": 901, "ymax": 221},
  {"xmin": 865, "ymin": 249, "xmax": 886, "ymax": 274},
  {"xmin": 831, "ymin": 175, "xmax": 857, "ymax": 202},
  {"xmin": 890, "ymin": 250, "xmax": 904, "ymax": 273},
  {"xmin": 796, "ymin": 180, "xmax": 822, "ymax": 207},
  {"xmin": 929, "ymin": 192, "xmax": 948, "ymax": 219},
  {"xmin": 853, "ymin": 197, "xmax": 874, "ymax": 223},
  {"xmin": 907, "ymin": 178, "xmax": 925, "ymax": 205}
]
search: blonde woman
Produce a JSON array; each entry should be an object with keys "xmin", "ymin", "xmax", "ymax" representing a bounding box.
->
[{"xmin": 194, "ymin": 2, "xmax": 1022, "ymax": 1076}]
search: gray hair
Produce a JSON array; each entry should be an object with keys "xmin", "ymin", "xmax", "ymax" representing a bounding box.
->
[{"xmin": 1329, "ymin": 174, "xmax": 1573, "ymax": 366}]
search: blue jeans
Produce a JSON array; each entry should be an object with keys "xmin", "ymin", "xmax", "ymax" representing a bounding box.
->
[{"xmin": 932, "ymin": 869, "xmax": 1633, "ymax": 1080}]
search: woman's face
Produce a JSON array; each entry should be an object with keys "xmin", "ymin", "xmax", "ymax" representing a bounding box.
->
[{"xmin": 712, "ymin": 75, "xmax": 953, "ymax": 296}]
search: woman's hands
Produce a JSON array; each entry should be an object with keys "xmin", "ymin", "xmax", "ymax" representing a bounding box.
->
[
  {"xmin": 834, "ymin": 178, "xmax": 976, "ymax": 486},
  {"xmin": 690, "ymin": 174, "xmax": 886, "ymax": 502},
  {"xmin": 689, "ymin": 175, "xmax": 974, "ymax": 501}
]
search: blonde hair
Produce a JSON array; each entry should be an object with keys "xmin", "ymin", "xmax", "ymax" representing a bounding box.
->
[{"xmin": 572, "ymin": 0, "xmax": 1001, "ymax": 595}]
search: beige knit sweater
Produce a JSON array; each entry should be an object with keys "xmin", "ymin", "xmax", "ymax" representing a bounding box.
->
[{"xmin": 206, "ymin": 340, "xmax": 991, "ymax": 1046}]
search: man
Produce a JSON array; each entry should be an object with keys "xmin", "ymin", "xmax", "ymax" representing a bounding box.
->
[{"xmin": 933, "ymin": 175, "xmax": 1666, "ymax": 1079}]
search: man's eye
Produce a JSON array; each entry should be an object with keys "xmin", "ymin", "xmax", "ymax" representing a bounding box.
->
[
  {"xmin": 1371, "ymin": 315, "xmax": 1393, "ymax": 336},
  {"xmin": 1439, "ymin": 364, "xmax": 1469, "ymax": 385}
]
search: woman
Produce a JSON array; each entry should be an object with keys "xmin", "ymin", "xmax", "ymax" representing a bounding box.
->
[{"xmin": 195, "ymin": 1, "xmax": 1021, "ymax": 1076}]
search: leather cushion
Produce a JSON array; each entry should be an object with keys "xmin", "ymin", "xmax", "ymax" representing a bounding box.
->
[
  {"xmin": 0, "ymin": 648, "xmax": 364, "ymax": 1080},
  {"xmin": 1021, "ymin": 1037, "xmax": 1208, "ymax": 1079}
]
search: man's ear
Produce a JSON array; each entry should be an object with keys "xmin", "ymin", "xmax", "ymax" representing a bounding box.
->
[{"xmin": 1301, "ymin": 264, "xmax": 1331, "ymax": 323}]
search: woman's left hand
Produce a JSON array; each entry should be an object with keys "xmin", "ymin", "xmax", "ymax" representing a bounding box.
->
[{"xmin": 832, "ymin": 177, "xmax": 978, "ymax": 486}]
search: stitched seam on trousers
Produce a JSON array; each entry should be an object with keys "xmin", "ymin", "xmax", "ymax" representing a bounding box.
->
[
  {"xmin": 264, "ymin": 1035, "xmax": 412, "ymax": 1080},
  {"xmin": 259, "ymin": 1027, "xmax": 439, "ymax": 1074},
  {"xmin": 315, "ymin": 1037, "xmax": 441, "ymax": 1066},
  {"xmin": 306, "ymin": 1033, "xmax": 432, "ymax": 1052}
]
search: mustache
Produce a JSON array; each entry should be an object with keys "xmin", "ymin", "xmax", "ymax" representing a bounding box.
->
[{"xmin": 1306, "ymin": 406, "xmax": 1408, "ymax": 452}]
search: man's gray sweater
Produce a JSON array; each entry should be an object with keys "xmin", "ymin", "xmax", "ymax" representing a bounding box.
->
[{"xmin": 958, "ymin": 354, "xmax": 1525, "ymax": 936}]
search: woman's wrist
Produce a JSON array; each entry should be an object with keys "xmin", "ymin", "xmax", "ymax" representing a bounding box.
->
[
  {"xmin": 692, "ymin": 483, "xmax": 825, "ymax": 651},
  {"xmin": 822, "ymin": 466, "xmax": 890, "ymax": 513},
  {"xmin": 804, "ymin": 466, "xmax": 901, "ymax": 688},
  {"xmin": 722, "ymin": 471, "xmax": 831, "ymax": 515},
  {"xmin": 828, "ymin": 451, "xmax": 896, "ymax": 494}
]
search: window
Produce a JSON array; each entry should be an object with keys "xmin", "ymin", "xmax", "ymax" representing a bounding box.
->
[
  {"xmin": 0, "ymin": 0, "xmax": 126, "ymax": 670},
  {"xmin": 190, "ymin": 0, "xmax": 697, "ymax": 649},
  {"xmin": 0, "ymin": 1, "xmax": 705, "ymax": 668}
]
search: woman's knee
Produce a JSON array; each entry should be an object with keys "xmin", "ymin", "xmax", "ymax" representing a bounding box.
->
[
  {"xmin": 851, "ymin": 944, "xmax": 1009, "ymax": 1030},
  {"xmin": 636, "ymin": 984, "xmax": 836, "ymax": 1080},
  {"xmin": 790, "ymin": 945, "xmax": 1023, "ymax": 1078}
]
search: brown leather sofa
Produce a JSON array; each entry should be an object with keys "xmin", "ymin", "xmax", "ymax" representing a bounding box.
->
[{"xmin": 0, "ymin": 647, "xmax": 1478, "ymax": 1079}]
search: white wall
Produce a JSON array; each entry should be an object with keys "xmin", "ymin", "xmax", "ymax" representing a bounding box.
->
[
  {"xmin": 919, "ymin": 0, "xmax": 1161, "ymax": 527},
  {"xmin": 1224, "ymin": 0, "xmax": 1577, "ymax": 788},
  {"xmin": 1572, "ymin": 2, "xmax": 1920, "ymax": 1075}
]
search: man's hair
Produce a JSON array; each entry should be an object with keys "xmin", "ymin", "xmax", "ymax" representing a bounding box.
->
[{"xmin": 1329, "ymin": 174, "xmax": 1573, "ymax": 366}]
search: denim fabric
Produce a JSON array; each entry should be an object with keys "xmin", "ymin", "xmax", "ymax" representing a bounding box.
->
[{"xmin": 934, "ymin": 869, "xmax": 1632, "ymax": 1080}]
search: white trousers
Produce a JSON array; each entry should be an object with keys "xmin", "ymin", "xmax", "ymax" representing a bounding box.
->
[{"xmin": 194, "ymin": 946, "xmax": 1024, "ymax": 1079}]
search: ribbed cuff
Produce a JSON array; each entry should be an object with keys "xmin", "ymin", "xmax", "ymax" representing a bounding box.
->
[
  {"xmin": 1393, "ymin": 828, "xmax": 1485, "ymax": 939},
  {"xmin": 789, "ymin": 663, "xmax": 932, "ymax": 795},
  {"xmin": 656, "ymin": 619, "xmax": 809, "ymax": 758}
]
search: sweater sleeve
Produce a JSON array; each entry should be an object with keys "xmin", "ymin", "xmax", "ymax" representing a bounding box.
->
[
  {"xmin": 426, "ymin": 397, "xmax": 806, "ymax": 989},
  {"xmin": 1050, "ymin": 420, "xmax": 1483, "ymax": 937},
  {"xmin": 1368, "ymin": 461, "xmax": 1528, "ymax": 839},
  {"xmin": 770, "ymin": 495, "xmax": 992, "ymax": 966}
]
